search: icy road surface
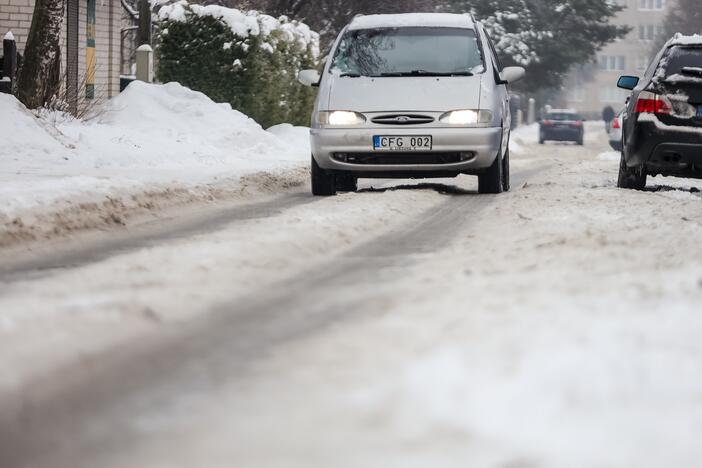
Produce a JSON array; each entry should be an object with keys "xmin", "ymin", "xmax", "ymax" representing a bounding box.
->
[{"xmin": 2, "ymin": 124, "xmax": 702, "ymax": 468}]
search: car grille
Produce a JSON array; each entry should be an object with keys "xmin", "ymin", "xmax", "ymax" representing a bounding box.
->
[
  {"xmin": 333, "ymin": 152, "xmax": 473, "ymax": 165},
  {"xmin": 370, "ymin": 114, "xmax": 435, "ymax": 125}
]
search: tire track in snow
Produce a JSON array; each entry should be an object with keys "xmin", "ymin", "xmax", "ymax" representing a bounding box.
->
[{"xmin": 0, "ymin": 191, "xmax": 317, "ymax": 284}]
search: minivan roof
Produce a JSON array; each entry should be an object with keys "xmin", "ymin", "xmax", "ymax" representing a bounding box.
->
[{"xmin": 348, "ymin": 13, "xmax": 475, "ymax": 31}]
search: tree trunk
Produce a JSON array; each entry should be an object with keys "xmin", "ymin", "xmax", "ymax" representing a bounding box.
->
[{"xmin": 16, "ymin": 0, "xmax": 65, "ymax": 109}]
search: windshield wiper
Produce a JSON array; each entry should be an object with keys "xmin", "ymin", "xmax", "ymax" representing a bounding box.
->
[
  {"xmin": 340, "ymin": 73, "xmax": 363, "ymax": 78},
  {"xmin": 374, "ymin": 70, "xmax": 474, "ymax": 77}
]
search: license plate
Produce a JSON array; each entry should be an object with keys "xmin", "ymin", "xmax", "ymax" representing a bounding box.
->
[{"xmin": 373, "ymin": 135, "xmax": 432, "ymax": 151}]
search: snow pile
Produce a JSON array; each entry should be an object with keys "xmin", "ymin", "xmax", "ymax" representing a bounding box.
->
[
  {"xmin": 267, "ymin": 123, "xmax": 311, "ymax": 153},
  {"xmin": 0, "ymin": 82, "xmax": 310, "ymax": 224},
  {"xmin": 157, "ymin": 1, "xmax": 319, "ymax": 57},
  {"xmin": 61, "ymin": 81, "xmax": 299, "ymax": 169},
  {"xmin": 0, "ymin": 93, "xmax": 70, "ymax": 159}
]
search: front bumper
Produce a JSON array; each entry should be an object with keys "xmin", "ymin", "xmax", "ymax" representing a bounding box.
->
[{"xmin": 311, "ymin": 126, "xmax": 502, "ymax": 175}]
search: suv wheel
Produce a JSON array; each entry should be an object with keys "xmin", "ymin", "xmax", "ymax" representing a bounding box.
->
[
  {"xmin": 479, "ymin": 151, "xmax": 504, "ymax": 194},
  {"xmin": 311, "ymin": 156, "xmax": 337, "ymax": 196},
  {"xmin": 617, "ymin": 152, "xmax": 647, "ymax": 190},
  {"xmin": 336, "ymin": 172, "xmax": 358, "ymax": 192}
]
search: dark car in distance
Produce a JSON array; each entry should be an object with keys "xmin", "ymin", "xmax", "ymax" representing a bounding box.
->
[
  {"xmin": 616, "ymin": 34, "xmax": 702, "ymax": 190},
  {"xmin": 539, "ymin": 110, "xmax": 585, "ymax": 145}
]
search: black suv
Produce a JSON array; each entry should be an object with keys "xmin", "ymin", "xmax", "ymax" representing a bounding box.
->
[{"xmin": 617, "ymin": 34, "xmax": 702, "ymax": 189}]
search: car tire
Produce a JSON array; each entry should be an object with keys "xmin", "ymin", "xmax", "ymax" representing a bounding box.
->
[
  {"xmin": 311, "ymin": 156, "xmax": 337, "ymax": 196},
  {"xmin": 336, "ymin": 172, "xmax": 358, "ymax": 192},
  {"xmin": 539, "ymin": 136, "xmax": 545, "ymax": 145},
  {"xmin": 577, "ymin": 136, "xmax": 584, "ymax": 146},
  {"xmin": 617, "ymin": 152, "xmax": 647, "ymax": 190},
  {"xmin": 479, "ymin": 151, "xmax": 504, "ymax": 194},
  {"xmin": 502, "ymin": 148, "xmax": 511, "ymax": 192}
]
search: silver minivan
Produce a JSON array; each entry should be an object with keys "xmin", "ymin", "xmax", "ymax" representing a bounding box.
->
[{"xmin": 298, "ymin": 13, "xmax": 525, "ymax": 196}]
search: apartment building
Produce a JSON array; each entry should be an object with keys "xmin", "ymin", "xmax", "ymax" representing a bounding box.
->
[
  {"xmin": 0, "ymin": 0, "xmax": 121, "ymax": 113},
  {"xmin": 562, "ymin": 0, "xmax": 673, "ymax": 118}
]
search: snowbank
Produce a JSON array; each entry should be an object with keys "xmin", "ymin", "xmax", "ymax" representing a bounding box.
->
[
  {"xmin": 0, "ymin": 82, "xmax": 310, "ymax": 244},
  {"xmin": 0, "ymin": 93, "xmax": 70, "ymax": 158},
  {"xmin": 60, "ymin": 81, "xmax": 302, "ymax": 169},
  {"xmin": 267, "ymin": 123, "xmax": 311, "ymax": 154}
]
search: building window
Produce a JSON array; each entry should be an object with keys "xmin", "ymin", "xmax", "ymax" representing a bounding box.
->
[
  {"xmin": 639, "ymin": 24, "xmax": 657, "ymax": 41},
  {"xmin": 599, "ymin": 55, "xmax": 626, "ymax": 71},
  {"xmin": 639, "ymin": 0, "xmax": 665, "ymax": 10}
]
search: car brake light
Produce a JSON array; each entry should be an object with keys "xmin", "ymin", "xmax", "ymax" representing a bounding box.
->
[
  {"xmin": 635, "ymin": 91, "xmax": 671, "ymax": 115},
  {"xmin": 543, "ymin": 119, "xmax": 553, "ymax": 126},
  {"xmin": 612, "ymin": 118, "xmax": 620, "ymax": 129},
  {"xmin": 574, "ymin": 121, "xmax": 583, "ymax": 127}
]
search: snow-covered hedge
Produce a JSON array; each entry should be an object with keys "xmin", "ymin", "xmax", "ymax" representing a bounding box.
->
[{"xmin": 156, "ymin": 2, "xmax": 320, "ymax": 128}]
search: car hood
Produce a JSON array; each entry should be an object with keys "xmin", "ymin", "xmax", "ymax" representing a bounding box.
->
[{"xmin": 326, "ymin": 75, "xmax": 483, "ymax": 113}]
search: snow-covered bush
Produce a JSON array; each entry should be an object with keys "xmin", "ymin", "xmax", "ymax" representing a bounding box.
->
[{"xmin": 156, "ymin": 2, "xmax": 319, "ymax": 128}]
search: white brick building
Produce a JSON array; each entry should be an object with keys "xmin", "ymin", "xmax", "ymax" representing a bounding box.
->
[
  {"xmin": 0, "ymin": 0, "xmax": 122, "ymax": 112},
  {"xmin": 562, "ymin": 0, "xmax": 674, "ymax": 118}
]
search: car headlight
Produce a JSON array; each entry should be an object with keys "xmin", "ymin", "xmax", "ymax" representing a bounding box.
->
[
  {"xmin": 439, "ymin": 110, "xmax": 493, "ymax": 126},
  {"xmin": 316, "ymin": 111, "xmax": 366, "ymax": 126}
]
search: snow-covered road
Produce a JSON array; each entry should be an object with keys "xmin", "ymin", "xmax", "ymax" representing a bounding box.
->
[{"xmin": 3, "ymin": 124, "xmax": 702, "ymax": 468}]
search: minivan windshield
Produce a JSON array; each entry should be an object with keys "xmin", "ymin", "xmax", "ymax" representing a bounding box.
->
[{"xmin": 330, "ymin": 27, "xmax": 484, "ymax": 77}]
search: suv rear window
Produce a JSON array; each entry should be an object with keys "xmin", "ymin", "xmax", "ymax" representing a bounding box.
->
[
  {"xmin": 547, "ymin": 113, "xmax": 582, "ymax": 121},
  {"xmin": 330, "ymin": 27, "xmax": 485, "ymax": 77},
  {"xmin": 660, "ymin": 46, "xmax": 702, "ymax": 79}
]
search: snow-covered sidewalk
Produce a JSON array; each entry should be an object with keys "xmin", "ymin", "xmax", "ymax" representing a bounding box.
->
[{"xmin": 0, "ymin": 82, "xmax": 310, "ymax": 246}]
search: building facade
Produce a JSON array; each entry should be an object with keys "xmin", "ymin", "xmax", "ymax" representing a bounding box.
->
[
  {"xmin": 0, "ymin": 0, "xmax": 121, "ymax": 112},
  {"xmin": 562, "ymin": 0, "xmax": 673, "ymax": 118}
]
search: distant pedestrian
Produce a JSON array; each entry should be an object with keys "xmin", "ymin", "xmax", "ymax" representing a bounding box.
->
[{"xmin": 602, "ymin": 105, "xmax": 615, "ymax": 124}]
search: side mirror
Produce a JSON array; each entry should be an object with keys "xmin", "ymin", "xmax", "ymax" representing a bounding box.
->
[
  {"xmin": 297, "ymin": 69, "xmax": 321, "ymax": 87},
  {"xmin": 499, "ymin": 66, "xmax": 525, "ymax": 84},
  {"xmin": 617, "ymin": 75, "xmax": 639, "ymax": 90}
]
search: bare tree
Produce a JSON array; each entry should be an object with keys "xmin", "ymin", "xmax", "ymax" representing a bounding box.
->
[{"xmin": 16, "ymin": 0, "xmax": 66, "ymax": 109}]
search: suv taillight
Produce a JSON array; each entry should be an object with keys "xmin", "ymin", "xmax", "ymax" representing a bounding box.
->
[
  {"xmin": 635, "ymin": 91, "xmax": 671, "ymax": 115},
  {"xmin": 612, "ymin": 118, "xmax": 620, "ymax": 129}
]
